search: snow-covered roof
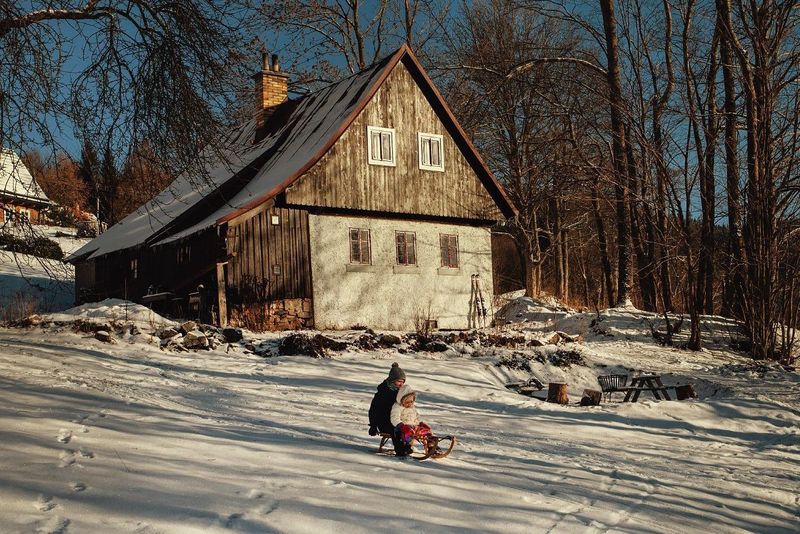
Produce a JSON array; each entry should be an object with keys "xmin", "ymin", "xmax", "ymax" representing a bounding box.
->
[
  {"xmin": 67, "ymin": 45, "xmax": 515, "ymax": 262},
  {"xmin": 151, "ymin": 53, "xmax": 397, "ymax": 246},
  {"xmin": 0, "ymin": 150, "xmax": 50, "ymax": 205}
]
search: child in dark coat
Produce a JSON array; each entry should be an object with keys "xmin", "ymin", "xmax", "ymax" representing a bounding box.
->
[{"xmin": 368, "ymin": 362, "xmax": 406, "ymax": 455}]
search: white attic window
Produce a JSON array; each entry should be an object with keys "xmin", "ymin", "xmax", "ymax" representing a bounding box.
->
[
  {"xmin": 419, "ymin": 133, "xmax": 444, "ymax": 171},
  {"xmin": 367, "ymin": 126, "xmax": 396, "ymax": 166}
]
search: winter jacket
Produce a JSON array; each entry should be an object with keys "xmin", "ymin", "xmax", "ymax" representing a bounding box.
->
[
  {"xmin": 390, "ymin": 384, "xmax": 420, "ymax": 427},
  {"xmin": 368, "ymin": 380, "xmax": 398, "ymax": 432}
]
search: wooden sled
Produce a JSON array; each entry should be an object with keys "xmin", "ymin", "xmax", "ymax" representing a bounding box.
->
[{"xmin": 377, "ymin": 432, "xmax": 456, "ymax": 460}]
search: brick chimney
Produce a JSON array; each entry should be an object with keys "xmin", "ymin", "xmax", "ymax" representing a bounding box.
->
[{"xmin": 254, "ymin": 52, "xmax": 289, "ymax": 141}]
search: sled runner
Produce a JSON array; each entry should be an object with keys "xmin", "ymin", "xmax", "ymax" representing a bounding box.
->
[{"xmin": 377, "ymin": 432, "xmax": 456, "ymax": 460}]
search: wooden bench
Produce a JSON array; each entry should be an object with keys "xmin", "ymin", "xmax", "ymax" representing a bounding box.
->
[{"xmin": 622, "ymin": 374, "xmax": 671, "ymax": 402}]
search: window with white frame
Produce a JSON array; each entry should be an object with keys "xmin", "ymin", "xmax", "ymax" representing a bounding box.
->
[
  {"xmin": 367, "ymin": 126, "xmax": 396, "ymax": 166},
  {"xmin": 395, "ymin": 231, "xmax": 417, "ymax": 265},
  {"xmin": 418, "ymin": 133, "xmax": 444, "ymax": 171},
  {"xmin": 130, "ymin": 258, "xmax": 139, "ymax": 280},
  {"xmin": 349, "ymin": 228, "xmax": 372, "ymax": 264},
  {"xmin": 439, "ymin": 233, "xmax": 459, "ymax": 268}
]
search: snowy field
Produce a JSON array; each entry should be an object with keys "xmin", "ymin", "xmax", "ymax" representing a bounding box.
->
[{"xmin": 0, "ymin": 300, "xmax": 798, "ymax": 533}]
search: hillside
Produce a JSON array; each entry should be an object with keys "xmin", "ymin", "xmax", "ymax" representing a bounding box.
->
[
  {"xmin": 0, "ymin": 300, "xmax": 797, "ymax": 533},
  {"xmin": 0, "ymin": 226, "xmax": 91, "ymax": 317}
]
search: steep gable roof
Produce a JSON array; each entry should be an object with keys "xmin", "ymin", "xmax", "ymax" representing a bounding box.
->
[
  {"xmin": 68, "ymin": 46, "xmax": 515, "ymax": 261},
  {"xmin": 0, "ymin": 150, "xmax": 50, "ymax": 205},
  {"xmin": 67, "ymin": 52, "xmax": 396, "ymax": 261}
]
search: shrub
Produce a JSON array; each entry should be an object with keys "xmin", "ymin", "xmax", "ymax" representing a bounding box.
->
[
  {"xmin": 76, "ymin": 224, "xmax": 97, "ymax": 238},
  {"xmin": 0, "ymin": 234, "xmax": 64, "ymax": 260},
  {"xmin": 43, "ymin": 205, "xmax": 79, "ymax": 227}
]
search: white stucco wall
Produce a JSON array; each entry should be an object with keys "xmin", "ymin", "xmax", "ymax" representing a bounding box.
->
[{"xmin": 309, "ymin": 214, "xmax": 494, "ymax": 330}]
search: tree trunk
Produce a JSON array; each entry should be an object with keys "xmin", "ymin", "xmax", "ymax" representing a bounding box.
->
[
  {"xmin": 547, "ymin": 383, "xmax": 569, "ymax": 405},
  {"xmin": 718, "ymin": 0, "xmax": 780, "ymax": 359},
  {"xmin": 581, "ymin": 389, "xmax": 602, "ymax": 406},
  {"xmin": 592, "ymin": 177, "xmax": 615, "ymax": 307},
  {"xmin": 625, "ymin": 128, "xmax": 657, "ymax": 311},
  {"xmin": 600, "ymin": 0, "xmax": 632, "ymax": 307},
  {"xmin": 675, "ymin": 384, "xmax": 697, "ymax": 400},
  {"xmin": 579, "ymin": 252, "xmax": 592, "ymax": 308},
  {"xmin": 718, "ymin": 0, "xmax": 745, "ymax": 319},
  {"xmin": 522, "ymin": 211, "xmax": 542, "ymax": 298},
  {"xmin": 552, "ymin": 197, "xmax": 565, "ymax": 300},
  {"xmin": 561, "ymin": 228, "xmax": 570, "ymax": 303},
  {"xmin": 651, "ymin": 0, "xmax": 675, "ymax": 314},
  {"xmin": 700, "ymin": 25, "xmax": 720, "ymax": 315},
  {"xmin": 653, "ymin": 113, "xmax": 673, "ymax": 313}
]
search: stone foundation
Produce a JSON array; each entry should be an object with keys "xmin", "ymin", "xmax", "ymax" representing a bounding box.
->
[{"xmin": 229, "ymin": 298, "xmax": 314, "ymax": 331}]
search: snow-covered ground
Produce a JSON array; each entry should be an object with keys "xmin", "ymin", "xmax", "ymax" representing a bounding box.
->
[
  {"xmin": 0, "ymin": 225, "xmax": 90, "ymax": 315},
  {"xmin": 1, "ymin": 300, "xmax": 798, "ymax": 533}
]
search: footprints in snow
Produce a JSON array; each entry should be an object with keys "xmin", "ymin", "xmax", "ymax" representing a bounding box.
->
[
  {"xmin": 33, "ymin": 495, "xmax": 70, "ymax": 534},
  {"xmin": 58, "ymin": 446, "xmax": 95, "ymax": 468},
  {"xmin": 247, "ymin": 489, "xmax": 264, "ymax": 499},
  {"xmin": 37, "ymin": 516, "xmax": 70, "ymax": 534},
  {"xmin": 224, "ymin": 513, "xmax": 244, "ymax": 528},
  {"xmin": 57, "ymin": 450, "xmax": 76, "ymax": 468},
  {"xmin": 223, "ymin": 484, "xmax": 281, "ymax": 528},
  {"xmin": 42, "ymin": 409, "xmax": 106, "ymax": 525},
  {"xmin": 36, "ymin": 494, "xmax": 57, "ymax": 512},
  {"xmin": 72, "ymin": 410, "xmax": 107, "ymax": 425}
]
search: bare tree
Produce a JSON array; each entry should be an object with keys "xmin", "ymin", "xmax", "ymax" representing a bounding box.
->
[
  {"xmin": 259, "ymin": 0, "xmax": 447, "ymax": 88},
  {"xmin": 716, "ymin": 0, "xmax": 800, "ymax": 359},
  {"xmin": 446, "ymin": 0, "xmax": 604, "ymax": 300},
  {"xmin": 0, "ymin": 1, "xmax": 256, "ymax": 179}
]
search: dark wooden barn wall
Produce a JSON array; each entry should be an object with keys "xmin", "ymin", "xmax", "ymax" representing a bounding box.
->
[
  {"xmin": 227, "ymin": 206, "xmax": 312, "ymax": 301},
  {"xmin": 74, "ymin": 228, "xmax": 223, "ymax": 304},
  {"xmin": 74, "ymin": 259, "xmax": 96, "ymax": 303},
  {"xmin": 285, "ymin": 62, "xmax": 500, "ymax": 221}
]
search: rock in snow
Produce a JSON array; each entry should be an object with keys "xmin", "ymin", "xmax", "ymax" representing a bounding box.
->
[
  {"xmin": 94, "ymin": 330, "xmax": 112, "ymax": 343},
  {"xmin": 183, "ymin": 330, "xmax": 209, "ymax": 350},
  {"xmin": 156, "ymin": 327, "xmax": 180, "ymax": 340}
]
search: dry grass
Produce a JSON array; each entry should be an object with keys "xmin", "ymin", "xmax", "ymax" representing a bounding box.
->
[{"xmin": 1, "ymin": 291, "xmax": 40, "ymax": 322}]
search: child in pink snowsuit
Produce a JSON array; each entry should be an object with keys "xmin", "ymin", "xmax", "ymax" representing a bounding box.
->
[{"xmin": 390, "ymin": 385, "xmax": 432, "ymax": 456}]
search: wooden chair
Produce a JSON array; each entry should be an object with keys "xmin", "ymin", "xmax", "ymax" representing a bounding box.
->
[{"xmin": 597, "ymin": 374, "xmax": 630, "ymax": 402}]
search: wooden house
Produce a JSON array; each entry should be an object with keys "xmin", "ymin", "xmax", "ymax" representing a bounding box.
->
[
  {"xmin": 66, "ymin": 46, "xmax": 516, "ymax": 330},
  {"xmin": 0, "ymin": 150, "xmax": 51, "ymax": 224}
]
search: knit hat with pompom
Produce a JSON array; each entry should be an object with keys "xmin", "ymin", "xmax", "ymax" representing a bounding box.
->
[{"xmin": 387, "ymin": 362, "xmax": 406, "ymax": 382}]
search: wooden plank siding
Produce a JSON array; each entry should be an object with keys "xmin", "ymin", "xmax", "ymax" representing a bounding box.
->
[
  {"xmin": 285, "ymin": 60, "xmax": 501, "ymax": 221},
  {"xmin": 74, "ymin": 229, "xmax": 223, "ymax": 305},
  {"xmin": 226, "ymin": 205, "xmax": 312, "ymax": 302}
]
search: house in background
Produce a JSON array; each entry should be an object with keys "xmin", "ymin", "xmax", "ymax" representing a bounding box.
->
[
  {"xmin": 66, "ymin": 46, "xmax": 516, "ymax": 330},
  {"xmin": 0, "ymin": 150, "xmax": 51, "ymax": 225}
]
